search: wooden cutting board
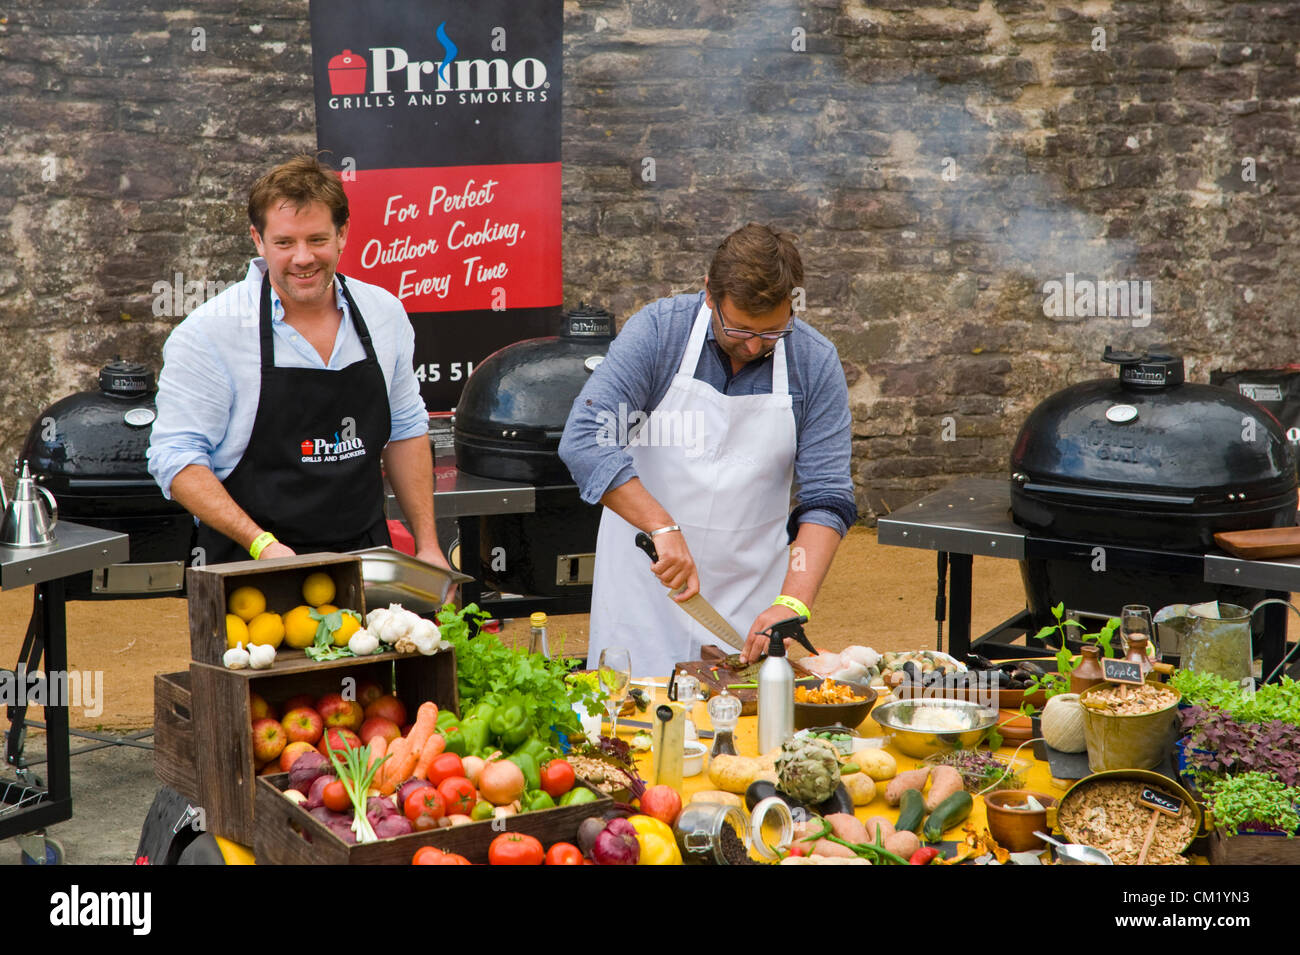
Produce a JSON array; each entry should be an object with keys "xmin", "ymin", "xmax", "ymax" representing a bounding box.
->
[
  {"xmin": 1214, "ymin": 527, "xmax": 1300, "ymax": 560},
  {"xmin": 673, "ymin": 646, "xmax": 812, "ymax": 716}
]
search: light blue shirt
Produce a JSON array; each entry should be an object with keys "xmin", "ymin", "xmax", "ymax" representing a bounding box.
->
[{"xmin": 147, "ymin": 258, "xmax": 428, "ymax": 500}]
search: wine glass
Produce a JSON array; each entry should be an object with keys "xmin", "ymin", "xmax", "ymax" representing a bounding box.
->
[
  {"xmin": 1122, "ymin": 604, "xmax": 1157, "ymax": 663},
  {"xmin": 598, "ymin": 646, "xmax": 632, "ymax": 740}
]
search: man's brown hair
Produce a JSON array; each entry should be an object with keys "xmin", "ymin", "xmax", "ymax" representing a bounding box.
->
[
  {"xmin": 706, "ymin": 223, "xmax": 803, "ymax": 315},
  {"xmin": 248, "ymin": 154, "xmax": 349, "ymax": 236}
]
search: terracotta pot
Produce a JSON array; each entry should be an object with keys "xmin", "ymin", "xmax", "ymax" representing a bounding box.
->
[
  {"xmin": 984, "ymin": 790, "xmax": 1058, "ymax": 853},
  {"xmin": 1070, "ymin": 646, "xmax": 1106, "ymax": 694}
]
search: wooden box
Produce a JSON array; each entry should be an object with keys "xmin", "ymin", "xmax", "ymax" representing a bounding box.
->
[
  {"xmin": 190, "ymin": 648, "xmax": 457, "ymax": 846},
  {"xmin": 186, "ymin": 553, "xmax": 365, "ymax": 666},
  {"xmin": 1208, "ymin": 828, "xmax": 1300, "ymax": 865},
  {"xmin": 153, "ymin": 670, "xmax": 197, "ymax": 800},
  {"xmin": 254, "ymin": 773, "xmax": 612, "ymax": 865}
]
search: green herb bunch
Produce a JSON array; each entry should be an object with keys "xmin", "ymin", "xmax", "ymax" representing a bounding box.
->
[
  {"xmin": 1021, "ymin": 603, "xmax": 1121, "ymax": 706},
  {"xmin": 1171, "ymin": 671, "xmax": 1300, "ymax": 729},
  {"xmin": 1205, "ymin": 772, "xmax": 1300, "ymax": 838}
]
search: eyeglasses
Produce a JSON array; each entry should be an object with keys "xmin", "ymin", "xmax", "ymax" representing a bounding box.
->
[{"xmin": 714, "ymin": 301, "xmax": 794, "ymax": 341}]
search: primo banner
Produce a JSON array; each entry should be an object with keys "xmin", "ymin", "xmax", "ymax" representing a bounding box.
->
[{"xmin": 310, "ymin": 0, "xmax": 563, "ymax": 410}]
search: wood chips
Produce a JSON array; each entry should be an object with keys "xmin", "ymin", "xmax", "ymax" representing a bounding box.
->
[
  {"xmin": 1059, "ymin": 780, "xmax": 1195, "ymax": 865},
  {"xmin": 1081, "ymin": 682, "xmax": 1179, "ymax": 716}
]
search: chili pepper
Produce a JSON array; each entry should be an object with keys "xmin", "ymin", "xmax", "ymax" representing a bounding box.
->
[{"xmin": 909, "ymin": 847, "xmax": 941, "ymax": 866}]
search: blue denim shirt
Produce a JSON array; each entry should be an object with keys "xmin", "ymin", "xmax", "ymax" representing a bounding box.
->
[{"xmin": 559, "ymin": 292, "xmax": 857, "ymax": 537}]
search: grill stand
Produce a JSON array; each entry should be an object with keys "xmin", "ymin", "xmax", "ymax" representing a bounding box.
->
[{"xmin": 879, "ymin": 479, "xmax": 1297, "ymax": 680}]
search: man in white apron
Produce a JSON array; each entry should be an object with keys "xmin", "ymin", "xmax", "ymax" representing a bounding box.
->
[{"xmin": 560, "ymin": 225, "xmax": 856, "ymax": 678}]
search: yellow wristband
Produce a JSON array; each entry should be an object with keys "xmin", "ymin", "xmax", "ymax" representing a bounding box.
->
[
  {"xmin": 773, "ymin": 594, "xmax": 810, "ymax": 620},
  {"xmin": 249, "ymin": 532, "xmax": 277, "ymax": 560}
]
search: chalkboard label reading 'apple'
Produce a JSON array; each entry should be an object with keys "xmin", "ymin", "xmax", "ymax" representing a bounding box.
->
[{"xmin": 1101, "ymin": 657, "xmax": 1144, "ymax": 685}]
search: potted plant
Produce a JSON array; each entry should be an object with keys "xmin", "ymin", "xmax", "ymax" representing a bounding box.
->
[{"xmin": 1202, "ymin": 771, "xmax": 1300, "ymax": 864}]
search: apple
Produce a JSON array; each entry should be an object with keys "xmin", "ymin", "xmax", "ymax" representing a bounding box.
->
[
  {"xmin": 359, "ymin": 716, "xmax": 401, "ymax": 746},
  {"xmin": 356, "ymin": 679, "xmax": 384, "ymax": 710},
  {"xmin": 249, "ymin": 692, "xmax": 276, "ymax": 722},
  {"xmin": 283, "ymin": 694, "xmax": 316, "ymax": 713},
  {"xmin": 638, "ymin": 785, "xmax": 683, "ymax": 826},
  {"xmin": 281, "ymin": 707, "xmax": 324, "ymax": 745},
  {"xmin": 252, "ymin": 717, "xmax": 287, "ymax": 763},
  {"xmin": 363, "ymin": 694, "xmax": 407, "ymax": 726},
  {"xmin": 280, "ymin": 740, "xmax": 318, "ymax": 773},
  {"xmin": 317, "ymin": 727, "xmax": 361, "ymax": 758},
  {"xmin": 317, "ymin": 693, "xmax": 364, "ymax": 732}
]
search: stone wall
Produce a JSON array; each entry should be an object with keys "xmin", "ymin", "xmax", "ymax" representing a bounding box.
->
[{"xmin": 2, "ymin": 1, "xmax": 1297, "ymax": 522}]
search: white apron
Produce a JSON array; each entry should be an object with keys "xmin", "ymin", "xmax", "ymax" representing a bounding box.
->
[{"xmin": 587, "ymin": 300, "xmax": 798, "ymax": 678}]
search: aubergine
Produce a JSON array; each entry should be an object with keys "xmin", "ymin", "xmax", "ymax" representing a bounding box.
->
[
  {"xmin": 745, "ymin": 780, "xmax": 806, "ymax": 814},
  {"xmin": 812, "ymin": 783, "xmax": 854, "ymax": 817}
]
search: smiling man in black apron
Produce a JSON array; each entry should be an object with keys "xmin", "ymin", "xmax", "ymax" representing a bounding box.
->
[{"xmin": 147, "ymin": 156, "xmax": 450, "ymax": 574}]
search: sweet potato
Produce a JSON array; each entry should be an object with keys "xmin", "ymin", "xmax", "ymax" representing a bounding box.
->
[
  {"xmin": 826, "ymin": 812, "xmax": 870, "ymax": 845},
  {"xmin": 884, "ymin": 830, "xmax": 921, "ymax": 860},
  {"xmin": 863, "ymin": 816, "xmax": 895, "ymax": 844},
  {"xmin": 925, "ymin": 765, "xmax": 963, "ymax": 811},
  {"xmin": 884, "ymin": 767, "xmax": 930, "ymax": 806},
  {"xmin": 811, "ymin": 839, "xmax": 858, "ymax": 859}
]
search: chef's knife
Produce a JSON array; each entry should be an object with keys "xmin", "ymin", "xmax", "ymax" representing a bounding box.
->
[{"xmin": 634, "ymin": 531, "xmax": 749, "ymax": 653}]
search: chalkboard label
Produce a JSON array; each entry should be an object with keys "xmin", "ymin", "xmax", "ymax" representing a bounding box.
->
[
  {"xmin": 1102, "ymin": 657, "xmax": 1144, "ymax": 685},
  {"xmin": 1139, "ymin": 787, "xmax": 1184, "ymax": 816}
]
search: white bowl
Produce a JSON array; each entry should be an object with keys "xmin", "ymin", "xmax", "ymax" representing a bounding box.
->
[{"xmin": 683, "ymin": 741, "xmax": 708, "ymax": 777}]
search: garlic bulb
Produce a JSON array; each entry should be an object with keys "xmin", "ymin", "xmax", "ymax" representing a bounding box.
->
[
  {"xmin": 348, "ymin": 628, "xmax": 379, "ymax": 656},
  {"xmin": 247, "ymin": 642, "xmax": 276, "ymax": 670},
  {"xmin": 223, "ymin": 642, "xmax": 250, "ymax": 670},
  {"xmin": 410, "ymin": 618, "xmax": 439, "ymax": 655}
]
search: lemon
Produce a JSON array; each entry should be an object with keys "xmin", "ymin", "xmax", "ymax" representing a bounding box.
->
[
  {"xmin": 333, "ymin": 611, "xmax": 362, "ymax": 648},
  {"xmin": 246, "ymin": 611, "xmax": 285, "ymax": 649},
  {"xmin": 283, "ymin": 605, "xmax": 319, "ymax": 649},
  {"xmin": 302, "ymin": 572, "xmax": 336, "ymax": 607},
  {"xmin": 228, "ymin": 585, "xmax": 266, "ymax": 622},
  {"xmin": 225, "ymin": 614, "xmax": 249, "ymax": 649}
]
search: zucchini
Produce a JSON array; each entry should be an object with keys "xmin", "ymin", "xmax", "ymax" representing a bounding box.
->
[
  {"xmin": 922, "ymin": 790, "xmax": 973, "ymax": 842},
  {"xmin": 896, "ymin": 788, "xmax": 926, "ymax": 834}
]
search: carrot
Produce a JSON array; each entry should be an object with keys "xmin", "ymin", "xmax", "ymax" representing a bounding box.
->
[
  {"xmin": 366, "ymin": 736, "xmax": 388, "ymax": 782},
  {"xmin": 412, "ymin": 731, "xmax": 447, "ymax": 780},
  {"xmin": 405, "ymin": 702, "xmax": 440, "ymax": 757},
  {"xmin": 379, "ymin": 737, "xmax": 410, "ymax": 795}
]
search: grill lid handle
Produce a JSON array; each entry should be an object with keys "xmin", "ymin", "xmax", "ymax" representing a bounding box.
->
[
  {"xmin": 99, "ymin": 358, "xmax": 154, "ymax": 397},
  {"xmin": 1102, "ymin": 346, "xmax": 1185, "ymax": 389}
]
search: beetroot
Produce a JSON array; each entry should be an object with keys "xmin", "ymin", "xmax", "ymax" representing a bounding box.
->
[
  {"xmin": 577, "ymin": 816, "xmax": 606, "ymax": 858},
  {"xmin": 289, "ymin": 752, "xmax": 329, "ymax": 794}
]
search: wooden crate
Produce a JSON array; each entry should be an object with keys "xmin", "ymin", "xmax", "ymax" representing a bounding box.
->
[
  {"xmin": 1208, "ymin": 828, "xmax": 1300, "ymax": 865},
  {"xmin": 254, "ymin": 773, "xmax": 612, "ymax": 864},
  {"xmin": 189, "ymin": 648, "xmax": 457, "ymax": 846},
  {"xmin": 153, "ymin": 670, "xmax": 197, "ymax": 800},
  {"xmin": 186, "ymin": 553, "xmax": 365, "ymax": 666}
]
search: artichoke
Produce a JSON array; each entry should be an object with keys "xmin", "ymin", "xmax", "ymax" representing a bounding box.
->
[{"xmin": 775, "ymin": 737, "xmax": 841, "ymax": 804}]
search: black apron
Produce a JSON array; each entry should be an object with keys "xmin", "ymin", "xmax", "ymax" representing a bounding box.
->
[{"xmin": 194, "ymin": 272, "xmax": 393, "ymax": 564}]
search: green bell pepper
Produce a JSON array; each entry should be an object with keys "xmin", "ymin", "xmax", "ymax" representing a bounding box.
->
[
  {"xmin": 507, "ymin": 752, "xmax": 540, "ymax": 792},
  {"xmin": 490, "ymin": 704, "xmax": 532, "ymax": 749},
  {"xmin": 559, "ymin": 786, "xmax": 599, "ymax": 806},
  {"xmin": 464, "ymin": 699, "xmax": 498, "ymax": 726},
  {"xmin": 442, "ymin": 724, "xmax": 468, "ymax": 757},
  {"xmin": 460, "ymin": 717, "xmax": 492, "ymax": 757},
  {"xmin": 511, "ymin": 735, "xmax": 550, "ymax": 764},
  {"xmin": 435, "ymin": 710, "xmax": 460, "ymax": 731},
  {"xmin": 523, "ymin": 790, "xmax": 555, "ymax": 812}
]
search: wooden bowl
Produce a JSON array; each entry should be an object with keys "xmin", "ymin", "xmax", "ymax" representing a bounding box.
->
[{"xmin": 793, "ymin": 678, "xmax": 878, "ymax": 731}]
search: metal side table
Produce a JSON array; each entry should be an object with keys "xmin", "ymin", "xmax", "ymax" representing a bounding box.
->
[{"xmin": 0, "ymin": 522, "xmax": 129, "ymax": 863}]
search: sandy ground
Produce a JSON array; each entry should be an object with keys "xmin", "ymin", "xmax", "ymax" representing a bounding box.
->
[{"xmin": 0, "ymin": 526, "xmax": 1026, "ymax": 730}]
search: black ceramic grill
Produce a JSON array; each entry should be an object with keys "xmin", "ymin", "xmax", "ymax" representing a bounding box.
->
[
  {"xmin": 454, "ymin": 306, "xmax": 615, "ymax": 598},
  {"xmin": 20, "ymin": 359, "xmax": 192, "ymax": 599},
  {"xmin": 1011, "ymin": 347, "xmax": 1299, "ymax": 626}
]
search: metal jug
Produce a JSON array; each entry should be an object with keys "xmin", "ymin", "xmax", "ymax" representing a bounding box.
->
[
  {"xmin": 1156, "ymin": 599, "xmax": 1300, "ymax": 683},
  {"xmin": 1, "ymin": 460, "xmax": 58, "ymax": 547}
]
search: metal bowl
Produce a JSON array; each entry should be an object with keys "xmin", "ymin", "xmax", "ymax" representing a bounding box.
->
[
  {"xmin": 871, "ymin": 698, "xmax": 998, "ymax": 758},
  {"xmin": 793, "ymin": 678, "xmax": 878, "ymax": 732}
]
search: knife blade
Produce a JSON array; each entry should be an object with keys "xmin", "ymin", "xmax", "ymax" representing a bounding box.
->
[{"xmin": 634, "ymin": 532, "xmax": 749, "ymax": 653}]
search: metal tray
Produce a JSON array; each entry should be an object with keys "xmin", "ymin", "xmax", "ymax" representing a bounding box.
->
[{"xmin": 349, "ymin": 546, "xmax": 474, "ymax": 615}]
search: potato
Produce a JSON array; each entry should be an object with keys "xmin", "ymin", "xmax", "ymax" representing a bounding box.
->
[
  {"xmin": 826, "ymin": 812, "xmax": 870, "ymax": 845},
  {"xmin": 884, "ymin": 767, "xmax": 931, "ymax": 806},
  {"xmin": 863, "ymin": 816, "xmax": 895, "ymax": 844},
  {"xmin": 688, "ymin": 790, "xmax": 743, "ymax": 808},
  {"xmin": 844, "ymin": 773, "xmax": 877, "ymax": 806},
  {"xmin": 852, "ymin": 747, "xmax": 897, "ymax": 781},
  {"xmin": 707, "ymin": 755, "xmax": 762, "ymax": 794},
  {"xmin": 925, "ymin": 765, "xmax": 963, "ymax": 811},
  {"xmin": 884, "ymin": 830, "xmax": 921, "ymax": 860}
]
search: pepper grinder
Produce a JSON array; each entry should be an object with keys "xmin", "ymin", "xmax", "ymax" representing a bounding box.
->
[
  {"xmin": 672, "ymin": 673, "xmax": 702, "ymax": 742},
  {"xmin": 706, "ymin": 690, "xmax": 742, "ymax": 759}
]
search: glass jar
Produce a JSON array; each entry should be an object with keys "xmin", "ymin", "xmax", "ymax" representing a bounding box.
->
[{"xmin": 674, "ymin": 803, "xmax": 751, "ymax": 865}]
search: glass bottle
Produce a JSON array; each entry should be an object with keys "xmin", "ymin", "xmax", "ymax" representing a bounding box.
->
[{"xmin": 527, "ymin": 611, "xmax": 549, "ymax": 658}]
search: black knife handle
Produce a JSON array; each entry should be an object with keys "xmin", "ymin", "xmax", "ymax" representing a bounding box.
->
[{"xmin": 634, "ymin": 531, "xmax": 659, "ymax": 563}]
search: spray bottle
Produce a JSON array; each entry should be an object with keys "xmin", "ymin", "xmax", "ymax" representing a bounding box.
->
[{"xmin": 756, "ymin": 615, "xmax": 815, "ymax": 754}]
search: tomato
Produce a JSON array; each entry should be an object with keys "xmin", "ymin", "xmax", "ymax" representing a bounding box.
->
[
  {"xmin": 322, "ymin": 779, "xmax": 350, "ymax": 813},
  {"xmin": 437, "ymin": 776, "xmax": 477, "ymax": 816},
  {"xmin": 488, "ymin": 832, "xmax": 545, "ymax": 865},
  {"xmin": 545, "ymin": 841, "xmax": 585, "ymax": 865},
  {"xmin": 431, "ymin": 852, "xmax": 472, "ymax": 865},
  {"xmin": 404, "ymin": 785, "xmax": 445, "ymax": 823},
  {"xmin": 539, "ymin": 758, "xmax": 576, "ymax": 798},
  {"xmin": 412, "ymin": 846, "xmax": 444, "ymax": 865},
  {"xmin": 427, "ymin": 752, "xmax": 465, "ymax": 787}
]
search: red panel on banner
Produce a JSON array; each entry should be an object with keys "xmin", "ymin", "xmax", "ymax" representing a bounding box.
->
[{"xmin": 338, "ymin": 163, "xmax": 561, "ymax": 313}]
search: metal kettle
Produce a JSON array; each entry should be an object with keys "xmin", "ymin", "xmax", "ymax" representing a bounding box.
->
[{"xmin": 1, "ymin": 460, "xmax": 58, "ymax": 547}]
